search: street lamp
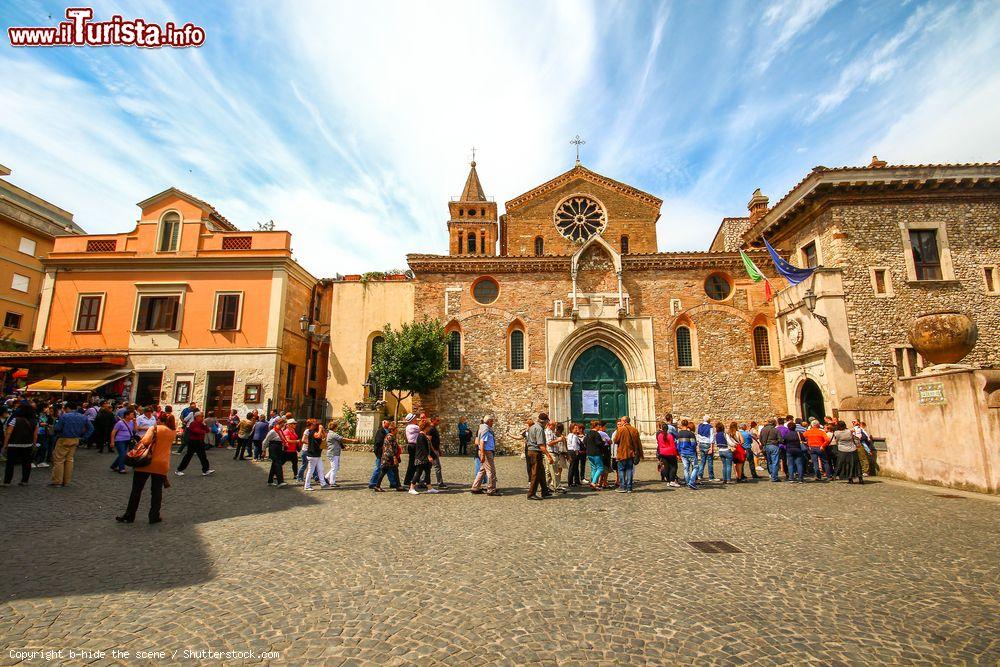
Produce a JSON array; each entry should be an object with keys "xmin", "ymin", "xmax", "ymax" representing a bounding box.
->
[
  {"xmin": 298, "ymin": 314, "xmax": 309, "ymax": 332},
  {"xmin": 802, "ymin": 288, "xmax": 829, "ymax": 328}
]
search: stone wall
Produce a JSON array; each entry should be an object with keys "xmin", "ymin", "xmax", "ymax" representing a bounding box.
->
[{"xmin": 777, "ymin": 199, "xmax": 1000, "ymax": 396}]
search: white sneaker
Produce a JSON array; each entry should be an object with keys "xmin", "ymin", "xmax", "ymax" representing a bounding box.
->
[
  {"xmin": 408, "ymin": 488, "xmax": 420, "ymax": 495},
  {"xmin": 304, "ymin": 486, "xmax": 314, "ymax": 491},
  {"xmin": 203, "ymin": 469, "xmax": 215, "ymax": 476},
  {"xmin": 38, "ymin": 462, "xmax": 50, "ymax": 468},
  {"xmin": 277, "ymin": 482, "xmax": 288, "ymax": 487},
  {"xmin": 425, "ymin": 488, "xmax": 440, "ymax": 494},
  {"xmin": 174, "ymin": 470, "xmax": 185, "ymax": 476}
]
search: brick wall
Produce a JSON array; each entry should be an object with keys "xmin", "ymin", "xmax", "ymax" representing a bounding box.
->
[{"xmin": 503, "ymin": 177, "xmax": 659, "ymax": 257}]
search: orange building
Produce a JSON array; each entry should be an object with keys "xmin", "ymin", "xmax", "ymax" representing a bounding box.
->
[
  {"xmin": 3, "ymin": 188, "xmax": 328, "ymax": 416},
  {"xmin": 0, "ymin": 164, "xmax": 85, "ymax": 349}
]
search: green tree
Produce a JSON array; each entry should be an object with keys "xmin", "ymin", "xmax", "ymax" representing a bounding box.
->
[{"xmin": 370, "ymin": 318, "xmax": 447, "ymax": 422}]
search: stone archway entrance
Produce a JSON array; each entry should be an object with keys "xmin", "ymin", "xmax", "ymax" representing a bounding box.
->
[
  {"xmin": 570, "ymin": 345, "xmax": 628, "ymax": 433},
  {"xmin": 799, "ymin": 378, "xmax": 825, "ymax": 421}
]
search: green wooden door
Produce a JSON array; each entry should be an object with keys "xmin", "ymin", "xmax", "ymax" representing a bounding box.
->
[{"xmin": 570, "ymin": 345, "xmax": 628, "ymax": 434}]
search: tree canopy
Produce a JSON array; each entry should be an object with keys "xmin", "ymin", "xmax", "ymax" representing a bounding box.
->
[{"xmin": 370, "ymin": 318, "xmax": 447, "ymax": 421}]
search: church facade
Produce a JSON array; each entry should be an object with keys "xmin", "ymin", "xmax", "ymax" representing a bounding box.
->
[{"xmin": 407, "ymin": 161, "xmax": 785, "ymax": 449}]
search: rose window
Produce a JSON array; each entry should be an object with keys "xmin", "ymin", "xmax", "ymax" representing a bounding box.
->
[{"xmin": 554, "ymin": 196, "xmax": 607, "ymax": 242}]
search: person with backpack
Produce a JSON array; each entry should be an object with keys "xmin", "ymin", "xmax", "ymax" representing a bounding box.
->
[
  {"xmin": 713, "ymin": 421, "xmax": 734, "ymax": 484},
  {"xmin": 759, "ymin": 418, "xmax": 781, "ymax": 481},
  {"xmin": 782, "ymin": 417, "xmax": 807, "ymax": 483},
  {"xmin": 675, "ymin": 420, "xmax": 699, "ymax": 489},
  {"xmin": 116, "ymin": 412, "xmax": 175, "ymax": 524},
  {"xmin": 696, "ymin": 416, "xmax": 716, "ymax": 482},
  {"xmin": 264, "ymin": 418, "xmax": 289, "ymax": 487},
  {"xmin": 727, "ymin": 422, "xmax": 746, "ymax": 483},
  {"xmin": 33, "ymin": 405, "xmax": 55, "ymax": 468},
  {"xmin": 834, "ymin": 420, "xmax": 864, "ymax": 484},
  {"xmin": 803, "ymin": 419, "xmax": 833, "ymax": 481},
  {"xmin": 373, "ymin": 424, "xmax": 402, "ymax": 491},
  {"xmin": 583, "ymin": 420, "xmax": 606, "ymax": 491},
  {"xmin": 656, "ymin": 421, "xmax": 679, "ymax": 486},
  {"xmin": 109, "ymin": 408, "xmax": 137, "ymax": 474},
  {"xmin": 2, "ymin": 403, "xmax": 38, "ymax": 486}
]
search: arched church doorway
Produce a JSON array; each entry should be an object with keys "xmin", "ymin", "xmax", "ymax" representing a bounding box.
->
[
  {"xmin": 799, "ymin": 379, "xmax": 825, "ymax": 421},
  {"xmin": 570, "ymin": 345, "xmax": 628, "ymax": 434}
]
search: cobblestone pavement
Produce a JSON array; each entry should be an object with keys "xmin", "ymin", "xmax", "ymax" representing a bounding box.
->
[{"xmin": 1, "ymin": 448, "xmax": 998, "ymax": 666}]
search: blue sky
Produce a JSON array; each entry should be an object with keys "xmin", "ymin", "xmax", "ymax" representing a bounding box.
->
[{"xmin": 3, "ymin": 0, "xmax": 999, "ymax": 274}]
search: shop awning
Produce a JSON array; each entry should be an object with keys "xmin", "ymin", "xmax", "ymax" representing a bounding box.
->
[{"xmin": 26, "ymin": 369, "xmax": 131, "ymax": 393}]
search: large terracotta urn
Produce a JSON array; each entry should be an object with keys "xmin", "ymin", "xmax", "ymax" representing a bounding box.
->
[{"xmin": 908, "ymin": 311, "xmax": 978, "ymax": 365}]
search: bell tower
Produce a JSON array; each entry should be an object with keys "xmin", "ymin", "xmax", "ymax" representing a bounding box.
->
[{"xmin": 448, "ymin": 158, "xmax": 498, "ymax": 256}]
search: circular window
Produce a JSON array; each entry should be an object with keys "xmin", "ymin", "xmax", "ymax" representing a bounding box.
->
[
  {"xmin": 554, "ymin": 195, "xmax": 607, "ymax": 243},
  {"xmin": 704, "ymin": 273, "xmax": 732, "ymax": 301},
  {"xmin": 472, "ymin": 277, "xmax": 499, "ymax": 304}
]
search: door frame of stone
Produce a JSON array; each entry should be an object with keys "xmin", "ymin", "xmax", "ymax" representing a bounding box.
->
[{"xmin": 547, "ymin": 320, "xmax": 656, "ymax": 433}]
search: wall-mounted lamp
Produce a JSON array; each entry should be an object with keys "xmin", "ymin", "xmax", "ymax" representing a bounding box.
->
[{"xmin": 802, "ymin": 288, "xmax": 829, "ymax": 328}]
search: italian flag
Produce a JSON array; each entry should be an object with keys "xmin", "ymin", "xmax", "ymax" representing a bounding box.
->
[{"xmin": 739, "ymin": 249, "xmax": 774, "ymax": 301}]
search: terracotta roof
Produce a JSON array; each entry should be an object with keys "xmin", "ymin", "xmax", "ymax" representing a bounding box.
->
[
  {"xmin": 136, "ymin": 187, "xmax": 239, "ymax": 231},
  {"xmin": 459, "ymin": 162, "xmax": 488, "ymax": 202},
  {"xmin": 505, "ymin": 164, "xmax": 662, "ymax": 211},
  {"xmin": 745, "ymin": 160, "xmax": 1000, "ymax": 241}
]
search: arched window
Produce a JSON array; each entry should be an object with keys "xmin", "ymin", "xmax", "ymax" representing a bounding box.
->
[
  {"xmin": 447, "ymin": 330, "xmax": 462, "ymax": 370},
  {"xmin": 368, "ymin": 335, "xmax": 384, "ymax": 398},
  {"xmin": 467, "ymin": 234, "xmax": 476, "ymax": 254},
  {"xmin": 534, "ymin": 236, "xmax": 544, "ymax": 256},
  {"xmin": 753, "ymin": 326, "xmax": 772, "ymax": 367},
  {"xmin": 510, "ymin": 329, "xmax": 525, "ymax": 370},
  {"xmin": 676, "ymin": 326, "xmax": 693, "ymax": 367},
  {"xmin": 620, "ymin": 235, "xmax": 629, "ymax": 254},
  {"xmin": 158, "ymin": 212, "xmax": 181, "ymax": 252}
]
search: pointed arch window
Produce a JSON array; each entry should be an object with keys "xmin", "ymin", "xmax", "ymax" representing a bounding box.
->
[
  {"xmin": 158, "ymin": 212, "xmax": 181, "ymax": 252},
  {"xmin": 510, "ymin": 328, "xmax": 525, "ymax": 370},
  {"xmin": 534, "ymin": 236, "xmax": 544, "ymax": 256},
  {"xmin": 676, "ymin": 326, "xmax": 693, "ymax": 368},
  {"xmin": 753, "ymin": 325, "xmax": 772, "ymax": 367},
  {"xmin": 447, "ymin": 330, "xmax": 462, "ymax": 371},
  {"xmin": 620, "ymin": 235, "xmax": 629, "ymax": 254}
]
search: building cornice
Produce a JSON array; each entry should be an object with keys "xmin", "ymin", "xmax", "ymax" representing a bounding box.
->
[
  {"xmin": 505, "ymin": 165, "xmax": 663, "ymax": 211},
  {"xmin": 745, "ymin": 162, "xmax": 1000, "ymax": 243},
  {"xmin": 407, "ymin": 250, "xmax": 771, "ymax": 274},
  {"xmin": 41, "ymin": 254, "xmax": 318, "ymax": 284}
]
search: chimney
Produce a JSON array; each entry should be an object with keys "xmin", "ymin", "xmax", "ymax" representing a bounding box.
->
[
  {"xmin": 868, "ymin": 155, "xmax": 887, "ymax": 168},
  {"xmin": 747, "ymin": 188, "xmax": 769, "ymax": 225}
]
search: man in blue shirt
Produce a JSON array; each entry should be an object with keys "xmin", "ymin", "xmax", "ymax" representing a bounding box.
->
[
  {"xmin": 51, "ymin": 402, "xmax": 94, "ymax": 487},
  {"xmin": 251, "ymin": 416, "xmax": 270, "ymax": 461},
  {"xmin": 470, "ymin": 415, "xmax": 499, "ymax": 496}
]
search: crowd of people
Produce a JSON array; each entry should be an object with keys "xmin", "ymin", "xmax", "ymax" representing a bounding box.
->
[{"xmin": 1, "ymin": 394, "xmax": 877, "ymax": 521}]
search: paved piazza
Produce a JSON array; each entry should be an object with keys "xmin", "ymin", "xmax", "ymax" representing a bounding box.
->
[{"xmin": 1, "ymin": 449, "xmax": 998, "ymax": 666}]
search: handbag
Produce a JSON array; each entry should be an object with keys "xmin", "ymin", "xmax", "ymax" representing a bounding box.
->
[{"xmin": 125, "ymin": 426, "xmax": 156, "ymax": 467}]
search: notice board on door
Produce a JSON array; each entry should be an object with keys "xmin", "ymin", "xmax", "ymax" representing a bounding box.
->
[{"xmin": 582, "ymin": 390, "xmax": 599, "ymax": 414}]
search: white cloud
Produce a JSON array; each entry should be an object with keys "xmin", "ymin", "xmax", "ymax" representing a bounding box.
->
[{"xmin": 757, "ymin": 0, "xmax": 839, "ymax": 72}]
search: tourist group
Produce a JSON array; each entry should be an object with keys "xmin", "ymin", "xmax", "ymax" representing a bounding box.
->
[{"xmin": 0, "ymin": 396, "xmax": 876, "ymax": 523}]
